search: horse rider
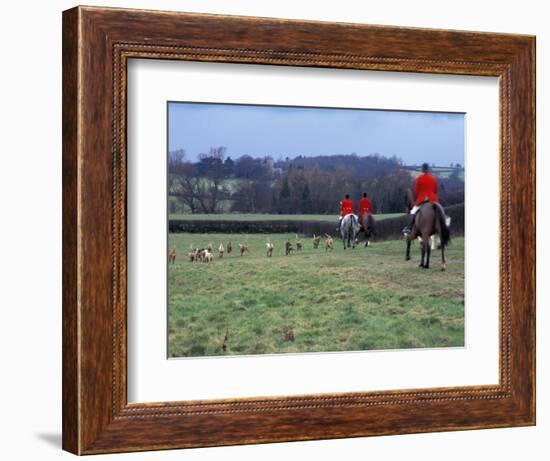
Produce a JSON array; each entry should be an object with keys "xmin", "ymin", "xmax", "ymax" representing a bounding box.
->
[
  {"xmin": 337, "ymin": 194, "xmax": 355, "ymax": 232},
  {"xmin": 358, "ymin": 192, "xmax": 372, "ymax": 225},
  {"xmin": 402, "ymin": 162, "xmax": 444, "ymax": 235}
]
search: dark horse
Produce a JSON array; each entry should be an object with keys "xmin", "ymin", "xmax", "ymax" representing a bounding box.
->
[
  {"xmin": 405, "ymin": 202, "xmax": 450, "ymax": 270},
  {"xmin": 359, "ymin": 213, "xmax": 376, "ymax": 247}
]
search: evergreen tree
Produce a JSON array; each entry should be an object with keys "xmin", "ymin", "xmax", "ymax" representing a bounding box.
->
[
  {"xmin": 223, "ymin": 156, "xmax": 235, "ymax": 176},
  {"xmin": 301, "ymin": 183, "xmax": 312, "ymax": 214},
  {"xmin": 278, "ymin": 176, "xmax": 291, "ymax": 214}
]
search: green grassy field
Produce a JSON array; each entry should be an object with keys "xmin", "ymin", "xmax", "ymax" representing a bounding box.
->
[
  {"xmin": 168, "ymin": 233, "xmax": 464, "ymax": 357},
  {"xmin": 169, "ymin": 212, "xmax": 403, "ymax": 222}
]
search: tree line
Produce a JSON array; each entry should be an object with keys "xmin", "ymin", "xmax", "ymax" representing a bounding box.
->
[{"xmin": 168, "ymin": 147, "xmax": 464, "ymax": 215}]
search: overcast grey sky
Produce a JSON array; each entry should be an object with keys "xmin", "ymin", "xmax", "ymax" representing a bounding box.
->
[{"xmin": 168, "ymin": 102, "xmax": 464, "ymax": 166}]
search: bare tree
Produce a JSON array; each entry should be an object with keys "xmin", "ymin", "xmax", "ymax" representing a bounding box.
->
[
  {"xmin": 170, "ymin": 163, "xmax": 203, "ymax": 214},
  {"xmin": 168, "ymin": 146, "xmax": 229, "ymax": 214},
  {"xmin": 199, "ymin": 146, "xmax": 227, "ymax": 213},
  {"xmin": 168, "ymin": 150, "xmax": 207, "ymax": 213}
]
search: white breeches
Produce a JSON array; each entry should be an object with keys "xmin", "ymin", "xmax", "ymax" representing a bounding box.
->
[{"xmin": 410, "ymin": 205, "xmax": 420, "ymax": 215}]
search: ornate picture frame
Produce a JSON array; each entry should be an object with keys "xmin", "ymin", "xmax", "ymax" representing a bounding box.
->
[{"xmin": 62, "ymin": 6, "xmax": 535, "ymax": 454}]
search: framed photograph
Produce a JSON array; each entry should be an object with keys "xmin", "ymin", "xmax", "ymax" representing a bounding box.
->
[{"xmin": 62, "ymin": 6, "xmax": 535, "ymax": 455}]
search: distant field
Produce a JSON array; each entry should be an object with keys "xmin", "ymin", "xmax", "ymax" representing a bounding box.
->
[
  {"xmin": 169, "ymin": 212, "xmax": 403, "ymax": 222},
  {"xmin": 168, "ymin": 233, "xmax": 464, "ymax": 358},
  {"xmin": 406, "ymin": 167, "xmax": 464, "ymax": 181}
]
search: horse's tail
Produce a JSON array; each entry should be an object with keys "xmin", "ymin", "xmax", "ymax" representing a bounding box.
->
[
  {"xmin": 433, "ymin": 204, "xmax": 451, "ymax": 246},
  {"xmin": 352, "ymin": 214, "xmax": 361, "ymax": 233}
]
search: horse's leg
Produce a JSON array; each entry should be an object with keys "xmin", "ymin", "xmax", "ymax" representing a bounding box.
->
[
  {"xmin": 406, "ymin": 239, "xmax": 411, "ymax": 261},
  {"xmin": 419, "ymin": 240, "xmax": 425, "ymax": 267},
  {"xmin": 425, "ymin": 240, "xmax": 431, "ymax": 269},
  {"xmin": 441, "ymin": 238, "xmax": 447, "ymax": 271}
]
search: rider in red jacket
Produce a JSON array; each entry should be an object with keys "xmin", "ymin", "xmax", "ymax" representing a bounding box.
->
[
  {"xmin": 414, "ymin": 169, "xmax": 439, "ymax": 205},
  {"xmin": 358, "ymin": 193, "xmax": 372, "ymax": 219},
  {"xmin": 403, "ymin": 163, "xmax": 441, "ymax": 235},
  {"xmin": 337, "ymin": 194, "xmax": 355, "ymax": 232},
  {"xmin": 340, "ymin": 194, "xmax": 355, "ymax": 216}
]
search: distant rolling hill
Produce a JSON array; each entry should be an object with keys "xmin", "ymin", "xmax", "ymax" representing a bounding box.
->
[{"xmin": 402, "ymin": 165, "xmax": 464, "ymax": 181}]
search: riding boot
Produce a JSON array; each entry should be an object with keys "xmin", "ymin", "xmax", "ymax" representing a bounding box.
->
[{"xmin": 402, "ymin": 214, "xmax": 415, "ymax": 235}]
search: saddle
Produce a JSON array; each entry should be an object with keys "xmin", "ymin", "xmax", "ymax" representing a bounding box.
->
[{"xmin": 414, "ymin": 201, "xmax": 451, "ymax": 228}]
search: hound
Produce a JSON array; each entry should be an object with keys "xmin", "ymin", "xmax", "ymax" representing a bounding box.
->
[
  {"xmin": 283, "ymin": 326, "xmax": 295, "ymax": 342},
  {"xmin": 227, "ymin": 241, "xmax": 232, "ymax": 254},
  {"xmin": 430, "ymin": 235, "xmax": 441, "ymax": 250},
  {"xmin": 222, "ymin": 329, "xmax": 229, "ymax": 352},
  {"xmin": 295, "ymin": 234, "xmax": 302, "ymax": 252},
  {"xmin": 324, "ymin": 234, "xmax": 334, "ymax": 252},
  {"xmin": 285, "ymin": 240, "xmax": 293, "ymax": 256},
  {"xmin": 417, "ymin": 235, "xmax": 440, "ymax": 251},
  {"xmin": 312, "ymin": 234, "xmax": 321, "ymax": 249},
  {"xmin": 218, "ymin": 243, "xmax": 225, "ymax": 258},
  {"xmin": 239, "ymin": 243, "xmax": 249, "ymax": 256},
  {"xmin": 168, "ymin": 249, "xmax": 177, "ymax": 264},
  {"xmin": 207, "ymin": 242, "xmax": 213, "ymax": 252},
  {"xmin": 186, "ymin": 251, "xmax": 195, "ymax": 262},
  {"xmin": 203, "ymin": 249, "xmax": 214, "ymax": 263},
  {"xmin": 266, "ymin": 241, "xmax": 274, "ymax": 257},
  {"xmin": 194, "ymin": 248, "xmax": 205, "ymax": 262}
]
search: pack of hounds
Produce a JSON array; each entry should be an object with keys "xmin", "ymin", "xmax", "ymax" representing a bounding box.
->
[{"xmin": 168, "ymin": 234, "xmax": 335, "ymax": 264}]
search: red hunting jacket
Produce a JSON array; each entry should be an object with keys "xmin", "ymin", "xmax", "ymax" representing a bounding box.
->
[
  {"xmin": 414, "ymin": 172, "xmax": 439, "ymax": 205},
  {"xmin": 358, "ymin": 197, "xmax": 372, "ymax": 218},
  {"xmin": 340, "ymin": 199, "xmax": 355, "ymax": 217}
]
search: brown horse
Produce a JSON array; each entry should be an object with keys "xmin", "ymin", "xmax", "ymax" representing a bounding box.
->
[
  {"xmin": 360, "ymin": 213, "xmax": 376, "ymax": 247},
  {"xmin": 405, "ymin": 201, "xmax": 450, "ymax": 270}
]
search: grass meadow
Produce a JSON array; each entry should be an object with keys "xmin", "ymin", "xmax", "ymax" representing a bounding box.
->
[{"xmin": 168, "ymin": 232, "xmax": 465, "ymax": 357}]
